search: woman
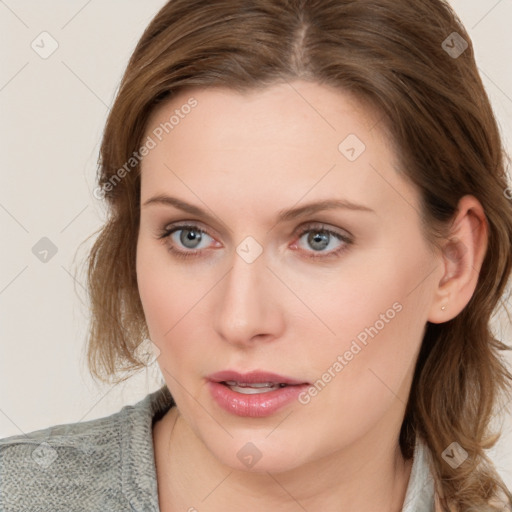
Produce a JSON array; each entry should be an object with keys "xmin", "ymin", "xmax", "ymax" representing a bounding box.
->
[{"xmin": 1, "ymin": 0, "xmax": 511, "ymax": 510}]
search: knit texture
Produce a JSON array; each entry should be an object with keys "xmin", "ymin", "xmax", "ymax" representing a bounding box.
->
[{"xmin": 0, "ymin": 385, "xmax": 435, "ymax": 511}]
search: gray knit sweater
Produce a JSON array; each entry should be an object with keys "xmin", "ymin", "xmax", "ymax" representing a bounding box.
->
[{"xmin": 0, "ymin": 385, "xmax": 435, "ymax": 511}]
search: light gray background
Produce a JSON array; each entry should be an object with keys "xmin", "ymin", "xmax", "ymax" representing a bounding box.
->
[{"xmin": 1, "ymin": 0, "xmax": 511, "ymax": 490}]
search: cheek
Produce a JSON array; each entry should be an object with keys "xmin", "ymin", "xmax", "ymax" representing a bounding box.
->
[
  {"xmin": 304, "ymin": 255, "xmax": 430, "ymax": 418},
  {"xmin": 136, "ymin": 237, "xmax": 184, "ymax": 340},
  {"xmin": 286, "ymin": 238, "xmax": 428, "ymax": 352},
  {"xmin": 296, "ymin": 280, "xmax": 424, "ymax": 400},
  {"xmin": 292, "ymin": 233, "xmax": 432, "ymax": 390},
  {"xmin": 291, "ymin": 298, "xmax": 427, "ymax": 457},
  {"xmin": 135, "ymin": 236, "xmax": 215, "ymax": 366}
]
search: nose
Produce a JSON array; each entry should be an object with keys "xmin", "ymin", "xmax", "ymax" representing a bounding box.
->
[{"xmin": 213, "ymin": 244, "xmax": 285, "ymax": 348}]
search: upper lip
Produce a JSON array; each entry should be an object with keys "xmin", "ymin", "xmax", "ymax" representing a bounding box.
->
[{"xmin": 207, "ymin": 370, "xmax": 308, "ymax": 385}]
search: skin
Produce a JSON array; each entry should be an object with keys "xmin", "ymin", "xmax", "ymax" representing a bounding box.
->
[{"xmin": 136, "ymin": 80, "xmax": 488, "ymax": 512}]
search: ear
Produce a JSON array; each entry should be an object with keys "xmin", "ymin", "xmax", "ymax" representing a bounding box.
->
[{"xmin": 428, "ymin": 195, "xmax": 488, "ymax": 324}]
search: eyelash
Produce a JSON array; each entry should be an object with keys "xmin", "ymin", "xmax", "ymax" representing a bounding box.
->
[{"xmin": 156, "ymin": 222, "xmax": 353, "ymax": 261}]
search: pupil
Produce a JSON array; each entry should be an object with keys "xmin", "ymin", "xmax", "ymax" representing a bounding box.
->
[
  {"xmin": 309, "ymin": 231, "xmax": 329, "ymax": 251},
  {"xmin": 181, "ymin": 229, "xmax": 202, "ymax": 248}
]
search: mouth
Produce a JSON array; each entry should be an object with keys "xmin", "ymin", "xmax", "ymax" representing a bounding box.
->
[
  {"xmin": 207, "ymin": 370, "xmax": 310, "ymax": 417},
  {"xmin": 208, "ymin": 369, "xmax": 308, "ymax": 387},
  {"xmin": 220, "ymin": 381, "xmax": 292, "ymax": 394}
]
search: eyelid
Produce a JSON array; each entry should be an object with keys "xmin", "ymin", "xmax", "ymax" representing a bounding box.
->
[
  {"xmin": 162, "ymin": 219, "xmax": 215, "ymax": 236},
  {"xmin": 293, "ymin": 221, "xmax": 353, "ymax": 240}
]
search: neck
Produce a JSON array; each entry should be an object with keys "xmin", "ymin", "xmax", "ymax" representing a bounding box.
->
[{"xmin": 153, "ymin": 407, "xmax": 414, "ymax": 512}]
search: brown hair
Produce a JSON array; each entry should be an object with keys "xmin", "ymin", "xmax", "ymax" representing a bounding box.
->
[{"xmin": 84, "ymin": 0, "xmax": 512, "ymax": 509}]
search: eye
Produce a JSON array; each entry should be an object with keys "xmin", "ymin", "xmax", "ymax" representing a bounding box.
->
[
  {"xmin": 291, "ymin": 223, "xmax": 353, "ymax": 259},
  {"xmin": 157, "ymin": 224, "xmax": 217, "ymax": 259},
  {"xmin": 156, "ymin": 222, "xmax": 353, "ymax": 260}
]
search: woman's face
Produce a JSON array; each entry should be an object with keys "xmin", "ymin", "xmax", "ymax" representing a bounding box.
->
[{"xmin": 137, "ymin": 80, "xmax": 442, "ymax": 472}]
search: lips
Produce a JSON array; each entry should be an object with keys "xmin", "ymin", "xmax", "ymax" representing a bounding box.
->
[
  {"xmin": 207, "ymin": 370, "xmax": 310, "ymax": 417},
  {"xmin": 207, "ymin": 370, "xmax": 308, "ymax": 386}
]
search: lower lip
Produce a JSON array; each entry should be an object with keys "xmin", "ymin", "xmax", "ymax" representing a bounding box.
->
[{"xmin": 208, "ymin": 381, "xmax": 309, "ymax": 417}]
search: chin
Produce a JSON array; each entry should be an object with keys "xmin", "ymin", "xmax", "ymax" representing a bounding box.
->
[{"xmin": 204, "ymin": 433, "xmax": 311, "ymax": 474}]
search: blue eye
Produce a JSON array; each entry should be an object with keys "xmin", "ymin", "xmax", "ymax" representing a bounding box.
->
[
  {"xmin": 158, "ymin": 225, "xmax": 213, "ymax": 259},
  {"xmin": 293, "ymin": 224, "xmax": 352, "ymax": 259},
  {"xmin": 157, "ymin": 222, "xmax": 353, "ymax": 260}
]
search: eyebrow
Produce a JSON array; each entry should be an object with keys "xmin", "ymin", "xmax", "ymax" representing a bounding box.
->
[{"xmin": 142, "ymin": 194, "xmax": 375, "ymax": 224}]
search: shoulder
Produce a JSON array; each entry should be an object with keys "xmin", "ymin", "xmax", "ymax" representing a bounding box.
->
[
  {"xmin": 0, "ymin": 385, "xmax": 174, "ymax": 512},
  {"xmin": 0, "ymin": 403, "xmax": 128, "ymax": 511}
]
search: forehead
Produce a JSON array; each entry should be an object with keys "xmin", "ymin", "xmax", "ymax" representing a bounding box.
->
[
  {"xmin": 145, "ymin": 81, "xmax": 379, "ymax": 150},
  {"xmin": 140, "ymin": 81, "xmax": 420, "ymax": 222}
]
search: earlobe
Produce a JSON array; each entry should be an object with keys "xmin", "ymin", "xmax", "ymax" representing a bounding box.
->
[{"xmin": 427, "ymin": 195, "xmax": 488, "ymax": 324}]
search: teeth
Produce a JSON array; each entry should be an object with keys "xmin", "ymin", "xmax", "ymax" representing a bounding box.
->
[
  {"xmin": 227, "ymin": 384, "xmax": 280, "ymax": 394},
  {"xmin": 224, "ymin": 381, "xmax": 281, "ymax": 388},
  {"xmin": 223, "ymin": 381, "xmax": 288, "ymax": 394}
]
